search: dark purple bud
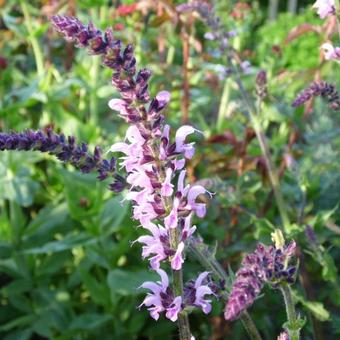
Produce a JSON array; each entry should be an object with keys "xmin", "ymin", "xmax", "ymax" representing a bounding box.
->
[
  {"xmin": 109, "ymin": 174, "xmax": 126, "ymax": 192},
  {"xmin": 148, "ymin": 91, "xmax": 171, "ymax": 115},
  {"xmin": 305, "ymin": 225, "xmax": 317, "ymax": 246},
  {"xmin": 255, "ymin": 70, "xmax": 267, "ymax": 99}
]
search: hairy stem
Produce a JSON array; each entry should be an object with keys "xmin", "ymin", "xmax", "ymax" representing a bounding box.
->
[
  {"xmin": 169, "ymin": 227, "xmax": 191, "ymax": 340},
  {"xmin": 280, "ymin": 284, "xmax": 300, "ymax": 340}
]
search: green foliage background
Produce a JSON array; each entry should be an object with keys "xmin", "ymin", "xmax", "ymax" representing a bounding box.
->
[{"xmin": 0, "ymin": 1, "xmax": 339, "ymax": 339}]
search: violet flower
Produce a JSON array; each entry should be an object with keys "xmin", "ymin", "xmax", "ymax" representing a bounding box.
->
[
  {"xmin": 183, "ymin": 271, "xmax": 214, "ymax": 314},
  {"xmin": 312, "ymin": 0, "xmax": 335, "ymax": 19},
  {"xmin": 292, "ymin": 81, "xmax": 340, "ymax": 110},
  {"xmin": 225, "ymin": 240, "xmax": 297, "ymax": 321},
  {"xmin": 139, "ymin": 269, "xmax": 182, "ymax": 322},
  {"xmin": 0, "ymin": 129, "xmax": 122, "ymax": 191},
  {"xmin": 52, "ymin": 15, "xmax": 214, "ymax": 321}
]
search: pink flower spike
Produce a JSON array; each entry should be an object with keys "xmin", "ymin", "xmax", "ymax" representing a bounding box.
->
[
  {"xmin": 312, "ymin": 0, "xmax": 335, "ymax": 19},
  {"xmin": 165, "ymin": 296, "xmax": 182, "ymax": 322},
  {"xmin": 171, "ymin": 242, "xmax": 185, "ymax": 270},
  {"xmin": 161, "ymin": 168, "xmax": 174, "ymax": 197}
]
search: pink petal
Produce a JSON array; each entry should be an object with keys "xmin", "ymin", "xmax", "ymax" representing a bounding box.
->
[
  {"xmin": 194, "ymin": 272, "xmax": 210, "ymax": 289},
  {"xmin": 156, "ymin": 90, "xmax": 171, "ymax": 105},
  {"xmin": 157, "ymin": 268, "xmax": 169, "ymax": 291},
  {"xmin": 187, "ymin": 185, "xmax": 206, "ymax": 204},
  {"xmin": 108, "ymin": 98, "xmax": 127, "ymax": 113},
  {"xmin": 165, "ymin": 296, "xmax": 182, "ymax": 322},
  {"xmin": 108, "ymin": 142, "xmax": 130, "ymax": 154},
  {"xmin": 125, "ymin": 125, "xmax": 145, "ymax": 144},
  {"xmin": 175, "ymin": 126, "xmax": 196, "ymax": 151},
  {"xmin": 171, "ymin": 242, "xmax": 185, "ymax": 270},
  {"xmin": 161, "ymin": 168, "xmax": 174, "ymax": 197}
]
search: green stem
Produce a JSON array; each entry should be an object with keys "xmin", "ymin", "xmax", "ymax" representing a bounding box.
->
[
  {"xmin": 20, "ymin": 1, "xmax": 44, "ymax": 78},
  {"xmin": 89, "ymin": 56, "xmax": 100, "ymax": 124},
  {"xmin": 241, "ymin": 311, "xmax": 263, "ymax": 340},
  {"xmin": 229, "ymin": 57, "xmax": 291, "ymax": 232},
  {"xmin": 169, "ymin": 228, "xmax": 191, "ymax": 340},
  {"xmin": 280, "ymin": 284, "xmax": 300, "ymax": 340},
  {"xmin": 187, "ymin": 240, "xmax": 262, "ymax": 340},
  {"xmin": 217, "ymin": 78, "xmax": 231, "ymax": 130}
]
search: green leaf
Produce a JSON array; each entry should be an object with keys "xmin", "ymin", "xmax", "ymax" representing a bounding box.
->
[
  {"xmin": 22, "ymin": 233, "xmax": 94, "ymax": 254},
  {"xmin": 0, "ymin": 315, "xmax": 35, "ymax": 332},
  {"xmin": 301, "ymin": 301, "xmax": 330, "ymax": 322},
  {"xmin": 68, "ymin": 314, "xmax": 112, "ymax": 331},
  {"xmin": 321, "ymin": 252, "xmax": 337, "ymax": 283},
  {"xmin": 107, "ymin": 269, "xmax": 157, "ymax": 297}
]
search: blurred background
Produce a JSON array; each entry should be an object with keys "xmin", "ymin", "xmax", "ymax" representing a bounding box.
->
[{"xmin": 0, "ymin": 1, "xmax": 339, "ymax": 339}]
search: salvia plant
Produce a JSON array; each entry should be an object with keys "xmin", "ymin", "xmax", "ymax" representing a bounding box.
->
[{"xmin": 1, "ymin": 1, "xmax": 339, "ymax": 339}]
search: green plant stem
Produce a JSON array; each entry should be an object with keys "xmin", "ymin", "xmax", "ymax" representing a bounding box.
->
[
  {"xmin": 229, "ymin": 57, "xmax": 290, "ymax": 232},
  {"xmin": 20, "ymin": 1, "xmax": 44, "ymax": 78},
  {"xmin": 217, "ymin": 78, "xmax": 231, "ymax": 130},
  {"xmin": 280, "ymin": 284, "xmax": 300, "ymax": 340},
  {"xmin": 89, "ymin": 56, "xmax": 100, "ymax": 124},
  {"xmin": 169, "ymin": 227, "xmax": 191, "ymax": 340},
  {"xmin": 187, "ymin": 240, "xmax": 262, "ymax": 340}
]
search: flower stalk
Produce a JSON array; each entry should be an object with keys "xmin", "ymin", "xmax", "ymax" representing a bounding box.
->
[
  {"xmin": 280, "ymin": 284, "xmax": 301, "ymax": 340},
  {"xmin": 51, "ymin": 15, "xmax": 217, "ymax": 340}
]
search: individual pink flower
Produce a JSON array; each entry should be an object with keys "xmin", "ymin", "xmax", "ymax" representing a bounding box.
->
[
  {"xmin": 161, "ymin": 168, "xmax": 174, "ymax": 197},
  {"xmin": 183, "ymin": 271, "xmax": 214, "ymax": 314},
  {"xmin": 193, "ymin": 272, "xmax": 214, "ymax": 314},
  {"xmin": 139, "ymin": 269, "xmax": 182, "ymax": 321},
  {"xmin": 135, "ymin": 223, "xmax": 168, "ymax": 270},
  {"xmin": 312, "ymin": 0, "xmax": 335, "ymax": 19},
  {"xmin": 175, "ymin": 125, "xmax": 199, "ymax": 159},
  {"xmin": 321, "ymin": 43, "xmax": 340, "ymax": 60}
]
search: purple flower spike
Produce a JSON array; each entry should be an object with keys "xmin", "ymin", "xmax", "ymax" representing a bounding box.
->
[
  {"xmin": 292, "ymin": 81, "xmax": 340, "ymax": 110},
  {"xmin": 225, "ymin": 240, "xmax": 297, "ymax": 321},
  {"xmin": 52, "ymin": 15, "xmax": 151, "ymax": 108},
  {"xmin": 0, "ymin": 129, "xmax": 121, "ymax": 191}
]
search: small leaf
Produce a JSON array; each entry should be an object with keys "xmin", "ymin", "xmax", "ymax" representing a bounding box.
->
[
  {"xmin": 107, "ymin": 269, "xmax": 158, "ymax": 297},
  {"xmin": 68, "ymin": 314, "xmax": 112, "ymax": 331}
]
